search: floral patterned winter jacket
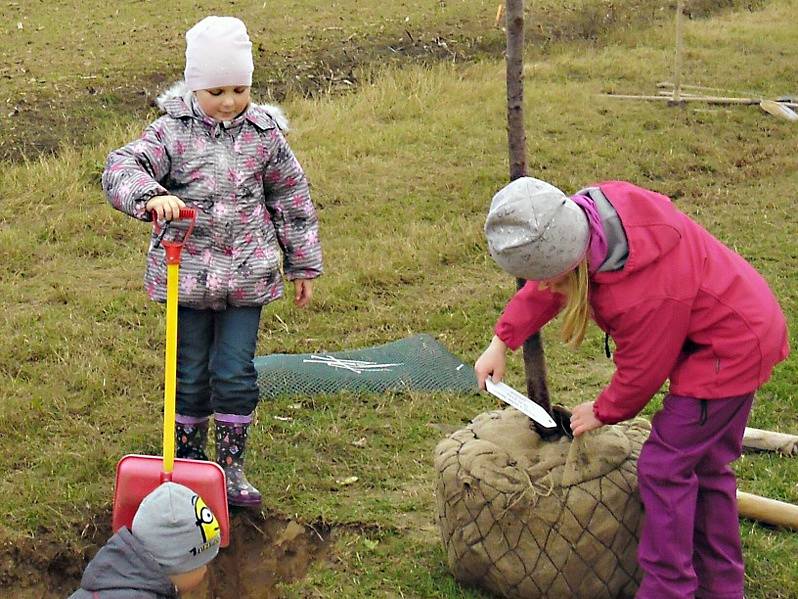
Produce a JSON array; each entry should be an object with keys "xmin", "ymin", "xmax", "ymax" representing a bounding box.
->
[{"xmin": 102, "ymin": 82, "xmax": 322, "ymax": 310}]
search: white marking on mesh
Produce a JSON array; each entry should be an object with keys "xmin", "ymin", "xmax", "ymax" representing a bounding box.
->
[{"xmin": 302, "ymin": 355, "xmax": 404, "ymax": 374}]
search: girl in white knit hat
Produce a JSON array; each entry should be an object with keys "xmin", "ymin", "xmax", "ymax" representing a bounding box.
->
[{"xmin": 103, "ymin": 16, "xmax": 323, "ymax": 508}]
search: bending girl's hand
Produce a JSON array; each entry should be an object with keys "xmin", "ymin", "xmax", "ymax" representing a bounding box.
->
[
  {"xmin": 146, "ymin": 195, "xmax": 185, "ymax": 221},
  {"xmin": 474, "ymin": 335, "xmax": 508, "ymax": 391},
  {"xmin": 293, "ymin": 279, "xmax": 313, "ymax": 308},
  {"xmin": 570, "ymin": 401, "xmax": 604, "ymax": 436}
]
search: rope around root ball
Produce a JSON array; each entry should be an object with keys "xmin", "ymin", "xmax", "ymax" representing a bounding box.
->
[{"xmin": 434, "ymin": 408, "xmax": 651, "ymax": 599}]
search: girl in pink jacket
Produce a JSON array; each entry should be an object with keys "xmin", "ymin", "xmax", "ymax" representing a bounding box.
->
[{"xmin": 475, "ymin": 177, "xmax": 788, "ymax": 599}]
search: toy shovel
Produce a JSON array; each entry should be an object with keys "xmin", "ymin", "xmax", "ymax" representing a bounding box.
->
[{"xmin": 112, "ymin": 208, "xmax": 230, "ymax": 546}]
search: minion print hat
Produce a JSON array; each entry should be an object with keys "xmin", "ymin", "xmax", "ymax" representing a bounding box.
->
[{"xmin": 132, "ymin": 482, "xmax": 221, "ymax": 574}]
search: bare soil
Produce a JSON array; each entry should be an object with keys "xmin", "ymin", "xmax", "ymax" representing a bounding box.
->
[{"xmin": 1, "ymin": 509, "xmax": 330, "ymax": 598}]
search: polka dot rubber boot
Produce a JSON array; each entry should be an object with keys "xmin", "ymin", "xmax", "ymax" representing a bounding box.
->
[
  {"xmin": 214, "ymin": 417, "xmax": 262, "ymax": 507},
  {"xmin": 175, "ymin": 416, "xmax": 210, "ymax": 461}
]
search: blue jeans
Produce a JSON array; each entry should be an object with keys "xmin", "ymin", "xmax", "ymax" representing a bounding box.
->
[{"xmin": 176, "ymin": 305, "xmax": 262, "ymax": 417}]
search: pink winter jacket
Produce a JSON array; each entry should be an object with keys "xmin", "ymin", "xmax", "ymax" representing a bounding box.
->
[
  {"xmin": 495, "ymin": 181, "xmax": 789, "ymax": 424},
  {"xmin": 103, "ymin": 83, "xmax": 322, "ymax": 311}
]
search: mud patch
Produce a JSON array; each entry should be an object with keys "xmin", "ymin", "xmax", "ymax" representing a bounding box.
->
[
  {"xmin": 199, "ymin": 513, "xmax": 330, "ymax": 599},
  {"xmin": 0, "ymin": 510, "xmax": 330, "ymax": 598}
]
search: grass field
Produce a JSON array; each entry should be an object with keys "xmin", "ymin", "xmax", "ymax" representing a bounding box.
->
[
  {"xmin": 1, "ymin": 0, "xmax": 796, "ymax": 597},
  {"xmin": 1, "ymin": 0, "xmax": 759, "ymax": 161}
]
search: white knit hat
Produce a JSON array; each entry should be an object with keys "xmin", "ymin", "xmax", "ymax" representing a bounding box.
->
[
  {"xmin": 131, "ymin": 482, "xmax": 221, "ymax": 575},
  {"xmin": 184, "ymin": 16, "xmax": 253, "ymax": 91},
  {"xmin": 485, "ymin": 177, "xmax": 589, "ymax": 281}
]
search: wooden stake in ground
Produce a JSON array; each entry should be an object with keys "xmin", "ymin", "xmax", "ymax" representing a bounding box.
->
[
  {"xmin": 505, "ymin": 0, "xmax": 526, "ymax": 183},
  {"xmin": 504, "ymin": 0, "xmax": 552, "ymax": 417},
  {"xmin": 737, "ymin": 491, "xmax": 798, "ymax": 531},
  {"xmin": 743, "ymin": 427, "xmax": 798, "ymax": 455},
  {"xmin": 495, "ymin": 3, "xmax": 505, "ymax": 28},
  {"xmin": 672, "ymin": 0, "xmax": 685, "ymax": 103}
]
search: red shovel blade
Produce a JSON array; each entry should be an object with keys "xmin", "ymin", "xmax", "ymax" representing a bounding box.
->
[{"xmin": 112, "ymin": 455, "xmax": 230, "ymax": 547}]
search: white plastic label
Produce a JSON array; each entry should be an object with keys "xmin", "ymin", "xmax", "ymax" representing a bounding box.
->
[{"xmin": 485, "ymin": 379, "xmax": 558, "ymax": 429}]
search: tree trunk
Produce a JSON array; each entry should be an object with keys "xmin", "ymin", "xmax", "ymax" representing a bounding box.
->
[
  {"xmin": 505, "ymin": 0, "xmax": 551, "ymax": 416},
  {"xmin": 505, "ymin": 0, "xmax": 526, "ymax": 181}
]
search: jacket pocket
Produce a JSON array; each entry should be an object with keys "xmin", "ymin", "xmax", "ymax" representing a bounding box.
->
[{"xmin": 238, "ymin": 225, "xmax": 280, "ymax": 292}]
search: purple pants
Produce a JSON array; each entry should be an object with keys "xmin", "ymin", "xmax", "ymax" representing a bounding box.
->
[{"xmin": 635, "ymin": 392, "xmax": 755, "ymax": 599}]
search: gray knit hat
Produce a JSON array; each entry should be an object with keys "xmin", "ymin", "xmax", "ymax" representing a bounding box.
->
[
  {"xmin": 131, "ymin": 482, "xmax": 221, "ymax": 575},
  {"xmin": 485, "ymin": 177, "xmax": 589, "ymax": 281}
]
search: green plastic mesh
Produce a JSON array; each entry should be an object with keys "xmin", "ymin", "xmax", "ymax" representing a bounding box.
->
[{"xmin": 255, "ymin": 334, "xmax": 477, "ymax": 400}]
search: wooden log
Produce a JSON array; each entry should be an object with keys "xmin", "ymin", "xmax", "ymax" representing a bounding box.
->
[
  {"xmin": 737, "ymin": 491, "xmax": 798, "ymax": 531},
  {"xmin": 743, "ymin": 427, "xmax": 798, "ymax": 455}
]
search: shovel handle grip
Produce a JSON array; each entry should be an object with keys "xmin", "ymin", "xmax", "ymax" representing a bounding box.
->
[
  {"xmin": 152, "ymin": 208, "xmax": 197, "ymax": 265},
  {"xmin": 152, "ymin": 207, "xmax": 197, "ymax": 232}
]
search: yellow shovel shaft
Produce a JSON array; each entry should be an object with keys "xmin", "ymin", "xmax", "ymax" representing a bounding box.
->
[{"xmin": 162, "ymin": 262, "xmax": 179, "ymax": 474}]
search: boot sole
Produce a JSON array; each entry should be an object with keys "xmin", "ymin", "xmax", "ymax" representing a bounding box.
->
[{"xmin": 228, "ymin": 496, "xmax": 262, "ymax": 507}]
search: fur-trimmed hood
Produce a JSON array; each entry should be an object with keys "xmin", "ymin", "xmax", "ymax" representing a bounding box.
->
[{"xmin": 155, "ymin": 80, "xmax": 290, "ymax": 132}]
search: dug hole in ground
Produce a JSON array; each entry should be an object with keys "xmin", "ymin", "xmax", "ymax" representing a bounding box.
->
[{"xmin": 2, "ymin": 511, "xmax": 331, "ymax": 598}]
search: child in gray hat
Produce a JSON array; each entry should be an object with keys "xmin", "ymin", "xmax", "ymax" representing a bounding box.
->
[{"xmin": 69, "ymin": 482, "xmax": 221, "ymax": 598}]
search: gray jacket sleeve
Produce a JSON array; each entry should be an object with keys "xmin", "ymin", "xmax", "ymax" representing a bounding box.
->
[
  {"xmin": 102, "ymin": 117, "xmax": 173, "ymax": 221},
  {"xmin": 262, "ymin": 128, "xmax": 323, "ymax": 280}
]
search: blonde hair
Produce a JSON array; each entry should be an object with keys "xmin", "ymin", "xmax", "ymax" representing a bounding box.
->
[{"xmin": 545, "ymin": 260, "xmax": 590, "ymax": 348}]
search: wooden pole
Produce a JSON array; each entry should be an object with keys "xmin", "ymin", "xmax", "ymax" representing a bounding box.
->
[
  {"xmin": 601, "ymin": 94, "xmax": 798, "ymax": 108},
  {"xmin": 672, "ymin": 0, "xmax": 685, "ymax": 103},
  {"xmin": 737, "ymin": 491, "xmax": 798, "ymax": 531},
  {"xmin": 743, "ymin": 427, "xmax": 798, "ymax": 455},
  {"xmin": 657, "ymin": 81, "xmax": 761, "ymax": 96},
  {"xmin": 505, "ymin": 0, "xmax": 552, "ymax": 418}
]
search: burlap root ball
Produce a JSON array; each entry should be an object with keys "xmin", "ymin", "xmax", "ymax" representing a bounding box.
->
[{"xmin": 434, "ymin": 408, "xmax": 651, "ymax": 598}]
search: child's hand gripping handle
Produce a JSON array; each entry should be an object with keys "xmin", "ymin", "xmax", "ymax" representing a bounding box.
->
[
  {"xmin": 154, "ymin": 207, "xmax": 196, "ymax": 478},
  {"xmin": 152, "ymin": 208, "xmax": 197, "ymax": 266}
]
